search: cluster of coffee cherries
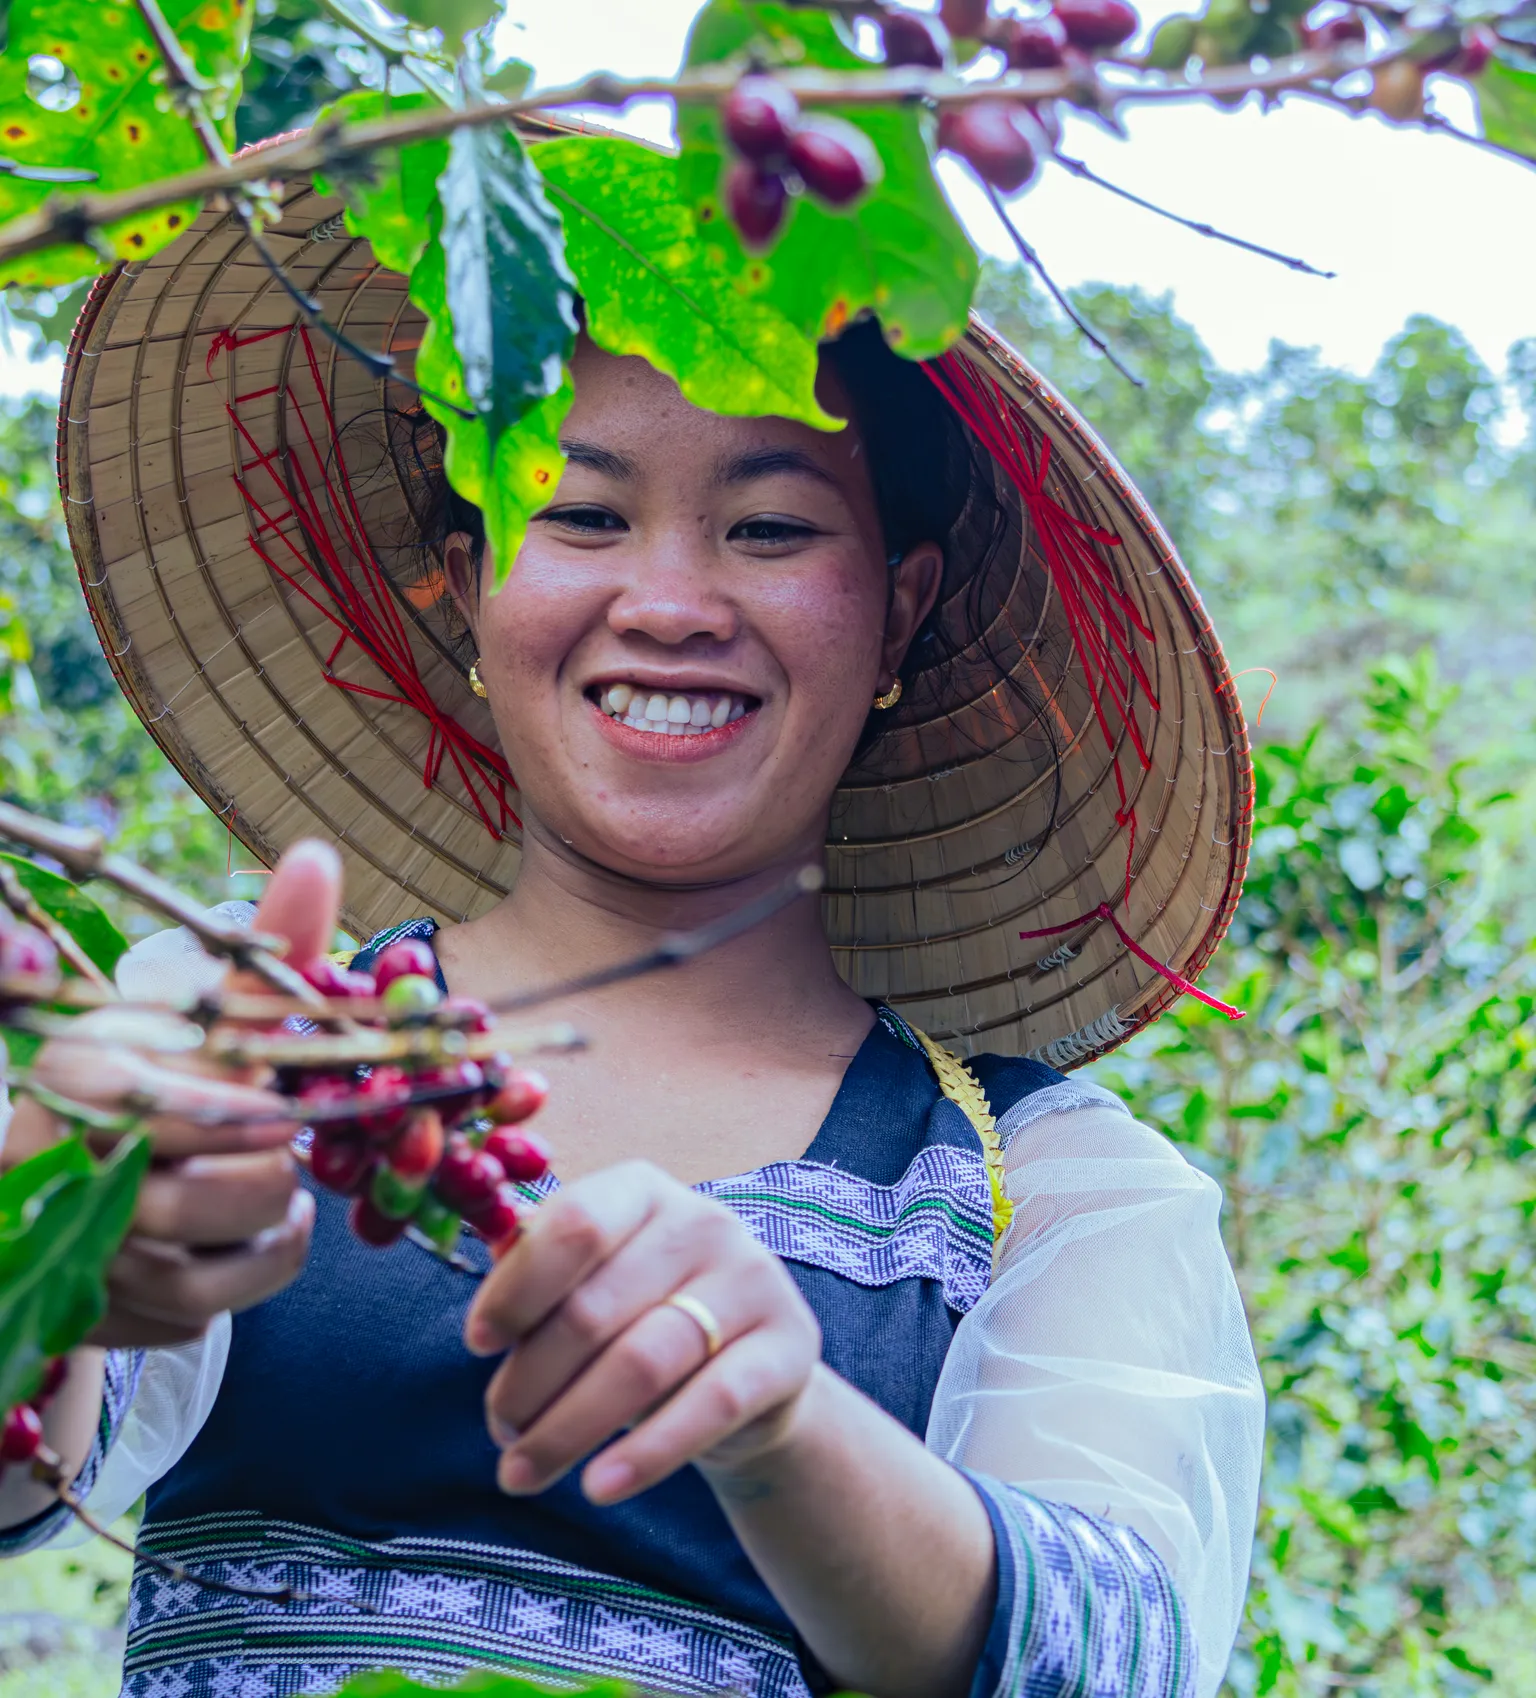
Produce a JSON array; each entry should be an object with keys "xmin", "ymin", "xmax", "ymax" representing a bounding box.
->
[
  {"xmin": 717, "ymin": 0, "xmax": 1142, "ymax": 245},
  {"xmin": 720, "ymin": 77, "xmax": 882, "ymax": 245},
  {"xmin": 290, "ymin": 939, "xmax": 552, "ymax": 1259},
  {"xmin": 0, "ymin": 1359, "xmax": 66, "ymax": 1482}
]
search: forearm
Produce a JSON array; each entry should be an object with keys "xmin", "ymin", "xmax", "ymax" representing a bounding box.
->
[
  {"xmin": 699, "ymin": 1364, "xmax": 995, "ymax": 1698},
  {"xmin": 0, "ymin": 1348, "xmax": 105, "ymax": 1533}
]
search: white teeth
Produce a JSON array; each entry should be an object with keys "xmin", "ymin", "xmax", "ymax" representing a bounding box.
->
[{"xmin": 601, "ymin": 687, "xmax": 753, "ymax": 735}]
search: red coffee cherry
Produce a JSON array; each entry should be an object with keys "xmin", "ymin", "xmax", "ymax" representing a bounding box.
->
[
  {"xmin": 350, "ymin": 1193, "xmax": 409, "ymax": 1248},
  {"xmin": 484, "ymin": 1068, "xmax": 549, "ymax": 1126},
  {"xmin": 372, "ymin": 938, "xmax": 438, "ymax": 993},
  {"xmin": 0, "ymin": 925, "xmax": 57, "ymax": 981},
  {"xmin": 1304, "ymin": 10, "xmax": 1367, "ymax": 48},
  {"xmin": 432, "ymin": 1134, "xmax": 507, "ymax": 1213},
  {"xmin": 725, "ymin": 161, "xmax": 789, "ymax": 247},
  {"xmin": 442, "ymin": 994, "xmax": 494, "ymax": 1034},
  {"xmin": 787, "ymin": 120, "xmax": 878, "ymax": 207},
  {"xmin": 997, "ymin": 14, "xmax": 1069, "ymax": 68},
  {"xmin": 34, "ymin": 1358, "xmax": 68, "ymax": 1410},
  {"xmin": 881, "ymin": 8, "xmax": 947, "ymax": 67},
  {"xmin": 1, "ymin": 1404, "xmax": 44, "ymax": 1464},
  {"xmin": 300, "ymin": 957, "xmax": 377, "ymax": 1000},
  {"xmin": 464, "ymin": 1181, "xmax": 524, "ymax": 1251},
  {"xmin": 940, "ymin": 99, "xmax": 1040, "ymax": 192},
  {"xmin": 1443, "ymin": 23, "xmax": 1496, "ymax": 76},
  {"xmin": 941, "ymin": 0, "xmax": 990, "ymax": 37},
  {"xmin": 387, "ymin": 1109, "xmax": 446, "ymax": 1183},
  {"xmin": 1052, "ymin": 0, "xmax": 1139, "ymax": 51},
  {"xmin": 722, "ymin": 75, "xmax": 800, "ymax": 163},
  {"xmin": 355, "ymin": 1064, "xmax": 414, "ymax": 1143},
  {"xmin": 482, "ymin": 1126, "xmax": 552, "ymax": 1184},
  {"xmin": 309, "ymin": 1128, "xmax": 373, "ymax": 1196}
]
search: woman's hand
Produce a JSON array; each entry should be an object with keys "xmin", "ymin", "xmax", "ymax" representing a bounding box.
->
[
  {"xmin": 465, "ymin": 1161, "xmax": 821, "ymax": 1505},
  {"xmin": 1, "ymin": 840, "xmax": 344, "ymax": 1349}
]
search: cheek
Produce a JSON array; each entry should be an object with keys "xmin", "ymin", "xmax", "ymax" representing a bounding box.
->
[
  {"xmin": 476, "ymin": 556, "xmax": 602, "ymax": 727},
  {"xmin": 763, "ymin": 554, "xmax": 887, "ymax": 719}
]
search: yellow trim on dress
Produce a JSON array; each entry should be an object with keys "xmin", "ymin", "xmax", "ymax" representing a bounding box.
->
[{"xmin": 907, "ymin": 1025, "xmax": 1015, "ymax": 1252}]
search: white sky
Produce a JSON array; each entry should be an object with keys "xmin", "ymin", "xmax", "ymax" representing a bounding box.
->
[{"xmin": 2, "ymin": 0, "xmax": 1531, "ymax": 398}]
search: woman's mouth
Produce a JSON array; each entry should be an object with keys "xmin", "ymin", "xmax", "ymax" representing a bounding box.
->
[{"xmin": 587, "ymin": 682, "xmax": 757, "ymax": 738}]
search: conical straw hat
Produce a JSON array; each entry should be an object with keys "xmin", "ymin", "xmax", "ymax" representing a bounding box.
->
[{"xmin": 58, "ymin": 158, "xmax": 1252, "ymax": 1065}]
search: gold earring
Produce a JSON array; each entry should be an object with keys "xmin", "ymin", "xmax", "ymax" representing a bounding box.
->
[
  {"xmin": 468, "ymin": 659, "xmax": 488, "ymax": 699},
  {"xmin": 873, "ymin": 677, "xmax": 903, "ymax": 711}
]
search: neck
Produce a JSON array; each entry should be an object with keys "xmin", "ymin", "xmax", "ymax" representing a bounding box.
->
[{"xmin": 440, "ymin": 818, "xmax": 868, "ymax": 1048}]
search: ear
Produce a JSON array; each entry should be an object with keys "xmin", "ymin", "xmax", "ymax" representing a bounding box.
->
[
  {"xmin": 877, "ymin": 542, "xmax": 943, "ymax": 688},
  {"xmin": 444, "ymin": 531, "xmax": 480, "ymax": 637}
]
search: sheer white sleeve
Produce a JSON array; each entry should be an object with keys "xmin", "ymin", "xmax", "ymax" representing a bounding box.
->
[
  {"xmin": 40, "ymin": 905, "xmax": 259, "ymax": 1547},
  {"xmin": 927, "ymin": 1078, "xmax": 1266, "ymax": 1698}
]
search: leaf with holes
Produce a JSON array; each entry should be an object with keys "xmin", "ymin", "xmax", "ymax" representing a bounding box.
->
[
  {"xmin": 0, "ymin": 854, "xmax": 126, "ymax": 977},
  {"xmin": 1474, "ymin": 55, "xmax": 1536, "ymax": 162},
  {"xmin": 0, "ymin": 0, "xmax": 253, "ymax": 288},
  {"xmin": 678, "ymin": 0, "xmax": 978, "ymax": 360},
  {"xmin": 0, "ymin": 1132, "xmax": 148, "ymax": 1414}
]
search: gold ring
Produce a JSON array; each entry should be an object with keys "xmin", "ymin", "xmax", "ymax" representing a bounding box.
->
[{"xmin": 662, "ymin": 1292, "xmax": 723, "ymax": 1360}]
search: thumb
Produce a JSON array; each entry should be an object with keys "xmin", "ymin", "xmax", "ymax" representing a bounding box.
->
[{"xmin": 238, "ymin": 840, "xmax": 343, "ymax": 988}]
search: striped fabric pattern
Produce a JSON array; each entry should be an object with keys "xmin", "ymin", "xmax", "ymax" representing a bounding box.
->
[
  {"xmin": 0, "ymin": 1347, "xmax": 144, "ymax": 1555},
  {"xmin": 967, "ymin": 1473, "xmax": 1198, "ymax": 1698}
]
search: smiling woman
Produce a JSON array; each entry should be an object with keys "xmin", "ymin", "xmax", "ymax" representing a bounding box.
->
[{"xmin": 3, "ymin": 146, "xmax": 1265, "ymax": 1698}]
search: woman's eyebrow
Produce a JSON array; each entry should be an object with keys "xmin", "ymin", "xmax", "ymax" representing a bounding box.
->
[
  {"xmin": 559, "ymin": 439, "xmax": 639, "ymax": 480},
  {"xmin": 714, "ymin": 446, "xmax": 838, "ymax": 489}
]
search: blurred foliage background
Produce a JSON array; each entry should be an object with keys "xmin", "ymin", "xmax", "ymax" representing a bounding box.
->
[{"xmin": 2, "ymin": 7, "xmax": 1535, "ymax": 1688}]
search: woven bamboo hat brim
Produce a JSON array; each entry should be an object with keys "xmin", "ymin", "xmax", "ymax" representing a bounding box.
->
[{"xmin": 58, "ymin": 159, "xmax": 1252, "ymax": 1066}]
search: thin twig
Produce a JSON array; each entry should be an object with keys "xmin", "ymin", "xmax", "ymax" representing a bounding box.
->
[
  {"xmin": 0, "ymin": 42, "xmax": 1428, "ymax": 274},
  {"xmin": 488, "ymin": 865, "xmax": 826, "ymax": 1015},
  {"xmin": 0, "ymin": 861, "xmax": 111, "ymax": 987},
  {"xmin": 1052, "ymin": 152, "xmax": 1336, "ymax": 276},
  {"xmin": 35, "ymin": 1451, "xmax": 371, "ymax": 1611},
  {"xmin": 982, "ymin": 184, "xmax": 1144, "ymax": 387},
  {"xmin": 1419, "ymin": 111, "xmax": 1536, "ymax": 173},
  {"xmin": 0, "ymin": 801, "xmax": 325, "ymax": 1012}
]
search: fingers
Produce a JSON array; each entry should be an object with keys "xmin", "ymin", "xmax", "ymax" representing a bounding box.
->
[
  {"xmin": 227, "ymin": 839, "xmax": 342, "ymax": 993},
  {"xmin": 35, "ymin": 1039, "xmax": 296, "ymax": 1157},
  {"xmin": 92, "ymin": 1187, "xmax": 315, "ymax": 1349},
  {"xmin": 464, "ymin": 1161, "xmax": 669, "ymax": 1356},
  {"xmin": 582, "ymin": 1330, "xmax": 819, "ymax": 1505},
  {"xmin": 132, "ymin": 1149, "xmax": 299, "ymax": 1245}
]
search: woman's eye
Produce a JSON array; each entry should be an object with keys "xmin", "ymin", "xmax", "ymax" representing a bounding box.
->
[
  {"xmin": 730, "ymin": 516, "xmax": 819, "ymax": 547},
  {"xmin": 541, "ymin": 504, "xmax": 628, "ymax": 534}
]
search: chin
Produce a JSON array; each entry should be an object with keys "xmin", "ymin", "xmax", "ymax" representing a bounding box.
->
[{"xmin": 574, "ymin": 806, "xmax": 792, "ymax": 886}]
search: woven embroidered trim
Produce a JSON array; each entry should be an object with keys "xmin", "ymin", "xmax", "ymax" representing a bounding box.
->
[
  {"xmin": 904, "ymin": 1026, "xmax": 1014, "ymax": 1247},
  {"xmin": 704, "ymin": 1141, "xmax": 994, "ymax": 1313},
  {"xmin": 123, "ymin": 1511, "xmax": 809, "ymax": 1698},
  {"xmin": 967, "ymin": 1475, "xmax": 1198, "ymax": 1698},
  {"xmin": 0, "ymin": 1346, "xmax": 143, "ymax": 1556}
]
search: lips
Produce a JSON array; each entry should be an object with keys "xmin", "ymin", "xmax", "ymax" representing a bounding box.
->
[{"xmin": 589, "ymin": 682, "xmax": 755, "ymax": 738}]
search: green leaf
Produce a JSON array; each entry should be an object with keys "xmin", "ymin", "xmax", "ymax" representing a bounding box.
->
[
  {"xmin": 0, "ymin": 1132, "xmax": 149, "ymax": 1413},
  {"xmin": 1442, "ymin": 1646, "xmax": 1495, "ymax": 1682},
  {"xmin": 313, "ymin": 90, "xmax": 449, "ymax": 277},
  {"xmin": 388, "ymin": 0, "xmax": 501, "ymax": 48},
  {"xmin": 0, "ymin": 0, "xmax": 253, "ymax": 288},
  {"xmin": 0, "ymin": 853, "xmax": 126, "ymax": 977},
  {"xmin": 678, "ymin": 0, "xmax": 977, "ymax": 361},
  {"xmin": 1475, "ymin": 57, "xmax": 1536, "ymax": 161},
  {"xmin": 438, "ymin": 122, "xmax": 577, "ymax": 444}
]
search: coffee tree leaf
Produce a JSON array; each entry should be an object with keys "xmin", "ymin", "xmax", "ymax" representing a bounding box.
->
[
  {"xmin": 0, "ymin": 0, "xmax": 253, "ymax": 288},
  {"xmin": 438, "ymin": 121, "xmax": 578, "ymax": 443},
  {"xmin": 677, "ymin": 0, "xmax": 977, "ymax": 361},
  {"xmin": 0, "ymin": 853, "xmax": 127, "ymax": 977},
  {"xmin": 313, "ymin": 90, "xmax": 448, "ymax": 277},
  {"xmin": 411, "ymin": 201, "xmax": 574, "ymax": 587},
  {"xmin": 388, "ymin": 0, "xmax": 502, "ymax": 49},
  {"xmin": 1474, "ymin": 56, "xmax": 1536, "ymax": 162},
  {"xmin": 0, "ymin": 1132, "xmax": 148, "ymax": 1414}
]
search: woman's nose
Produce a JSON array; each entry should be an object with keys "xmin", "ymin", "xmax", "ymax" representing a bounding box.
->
[{"xmin": 605, "ymin": 538, "xmax": 740, "ymax": 649}]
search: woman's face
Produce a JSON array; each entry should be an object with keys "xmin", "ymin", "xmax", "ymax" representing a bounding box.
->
[{"xmin": 455, "ymin": 337, "xmax": 940, "ymax": 887}]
